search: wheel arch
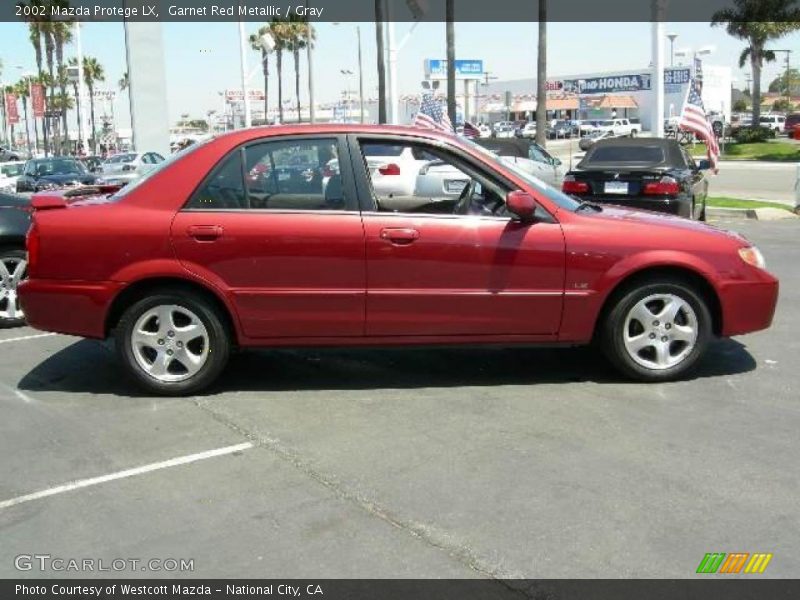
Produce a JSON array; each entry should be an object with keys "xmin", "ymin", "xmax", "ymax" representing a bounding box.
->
[
  {"xmin": 104, "ymin": 276, "xmax": 240, "ymax": 343},
  {"xmin": 592, "ymin": 264, "xmax": 723, "ymax": 340}
]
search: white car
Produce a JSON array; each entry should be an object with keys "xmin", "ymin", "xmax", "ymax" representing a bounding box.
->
[
  {"xmin": 477, "ymin": 124, "xmax": 492, "ymax": 138},
  {"xmin": 519, "ymin": 123, "xmax": 537, "ymax": 139},
  {"xmin": 96, "ymin": 151, "xmax": 166, "ymax": 186},
  {"xmin": 0, "ymin": 161, "xmax": 24, "ymax": 194},
  {"xmin": 759, "ymin": 114, "xmax": 785, "ymax": 133}
]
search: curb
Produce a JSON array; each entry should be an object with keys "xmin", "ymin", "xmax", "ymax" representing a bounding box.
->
[{"xmin": 706, "ymin": 206, "xmax": 799, "ymax": 220}]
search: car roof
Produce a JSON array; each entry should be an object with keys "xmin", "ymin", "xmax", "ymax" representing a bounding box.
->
[
  {"xmin": 578, "ymin": 137, "xmax": 684, "ymax": 168},
  {"xmin": 212, "ymin": 124, "xmax": 461, "ymax": 147}
]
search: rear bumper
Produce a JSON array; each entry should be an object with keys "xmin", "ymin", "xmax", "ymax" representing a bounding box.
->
[
  {"xmin": 719, "ymin": 275, "xmax": 779, "ymax": 337},
  {"xmin": 586, "ymin": 195, "xmax": 692, "ymax": 217},
  {"xmin": 18, "ymin": 279, "xmax": 122, "ymax": 339}
]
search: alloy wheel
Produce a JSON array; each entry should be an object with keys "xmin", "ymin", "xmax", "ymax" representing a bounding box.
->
[
  {"xmin": 131, "ymin": 304, "xmax": 210, "ymax": 383},
  {"xmin": 622, "ymin": 293, "xmax": 698, "ymax": 370},
  {"xmin": 0, "ymin": 256, "xmax": 26, "ymax": 321}
]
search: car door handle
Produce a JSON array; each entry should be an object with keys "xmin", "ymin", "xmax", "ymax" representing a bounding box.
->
[
  {"xmin": 380, "ymin": 228, "xmax": 419, "ymax": 245},
  {"xmin": 187, "ymin": 225, "xmax": 223, "ymax": 241}
]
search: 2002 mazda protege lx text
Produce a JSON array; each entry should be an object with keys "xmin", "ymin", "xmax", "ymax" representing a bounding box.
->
[{"xmin": 18, "ymin": 125, "xmax": 778, "ymax": 395}]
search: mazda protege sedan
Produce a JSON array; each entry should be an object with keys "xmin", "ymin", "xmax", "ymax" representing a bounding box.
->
[{"xmin": 19, "ymin": 125, "xmax": 778, "ymax": 395}]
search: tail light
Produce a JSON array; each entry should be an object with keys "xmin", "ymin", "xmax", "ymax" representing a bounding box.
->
[
  {"xmin": 378, "ymin": 163, "xmax": 401, "ymax": 176},
  {"xmin": 26, "ymin": 220, "xmax": 40, "ymax": 277},
  {"xmin": 643, "ymin": 176, "xmax": 680, "ymax": 196},
  {"xmin": 562, "ymin": 174, "xmax": 589, "ymax": 194}
]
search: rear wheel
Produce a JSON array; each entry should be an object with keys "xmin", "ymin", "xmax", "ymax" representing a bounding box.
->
[
  {"xmin": 115, "ymin": 289, "xmax": 231, "ymax": 395},
  {"xmin": 0, "ymin": 249, "xmax": 26, "ymax": 329},
  {"xmin": 600, "ymin": 279, "xmax": 712, "ymax": 381}
]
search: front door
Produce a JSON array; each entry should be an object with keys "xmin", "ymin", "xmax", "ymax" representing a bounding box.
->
[
  {"xmin": 171, "ymin": 135, "xmax": 366, "ymax": 339},
  {"xmin": 351, "ymin": 136, "xmax": 566, "ymax": 337}
]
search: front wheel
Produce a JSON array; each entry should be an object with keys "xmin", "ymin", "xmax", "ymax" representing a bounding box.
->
[
  {"xmin": 600, "ymin": 279, "xmax": 712, "ymax": 381},
  {"xmin": 116, "ymin": 289, "xmax": 231, "ymax": 395},
  {"xmin": 0, "ymin": 249, "xmax": 27, "ymax": 328}
]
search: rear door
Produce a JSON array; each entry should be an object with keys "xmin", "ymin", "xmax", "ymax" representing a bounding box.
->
[
  {"xmin": 350, "ymin": 135, "xmax": 565, "ymax": 337},
  {"xmin": 171, "ymin": 135, "xmax": 366, "ymax": 339}
]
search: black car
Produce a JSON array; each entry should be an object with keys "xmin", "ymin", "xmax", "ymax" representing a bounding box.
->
[
  {"xmin": 16, "ymin": 157, "xmax": 96, "ymax": 193},
  {"xmin": 562, "ymin": 138, "xmax": 709, "ymax": 220},
  {"xmin": 0, "ymin": 192, "xmax": 30, "ymax": 327}
]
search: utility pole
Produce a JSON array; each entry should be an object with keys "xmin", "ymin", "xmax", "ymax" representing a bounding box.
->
[
  {"xmin": 769, "ymin": 49, "xmax": 792, "ymax": 97},
  {"xmin": 357, "ymin": 25, "xmax": 365, "ymax": 123}
]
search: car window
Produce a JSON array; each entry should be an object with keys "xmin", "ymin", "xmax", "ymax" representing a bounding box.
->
[
  {"xmin": 527, "ymin": 144, "xmax": 551, "ymax": 164},
  {"xmin": 585, "ymin": 145, "xmax": 665, "ymax": 163},
  {"xmin": 186, "ymin": 138, "xmax": 351, "ymax": 212},
  {"xmin": 363, "ymin": 144, "xmax": 404, "ymax": 157},
  {"xmin": 1, "ymin": 164, "xmax": 23, "ymax": 177},
  {"xmin": 358, "ymin": 140, "xmax": 509, "ymax": 217}
]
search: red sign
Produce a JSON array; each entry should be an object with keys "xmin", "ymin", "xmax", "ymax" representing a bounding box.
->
[
  {"xmin": 5, "ymin": 93, "xmax": 19, "ymax": 124},
  {"xmin": 31, "ymin": 83, "xmax": 45, "ymax": 118}
]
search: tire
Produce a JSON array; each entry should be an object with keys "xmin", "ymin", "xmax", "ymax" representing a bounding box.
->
[
  {"xmin": 0, "ymin": 248, "xmax": 27, "ymax": 329},
  {"xmin": 115, "ymin": 289, "xmax": 231, "ymax": 395},
  {"xmin": 630, "ymin": 129, "xmax": 637, "ymax": 138},
  {"xmin": 699, "ymin": 202, "xmax": 707, "ymax": 222},
  {"xmin": 600, "ymin": 278, "xmax": 712, "ymax": 382}
]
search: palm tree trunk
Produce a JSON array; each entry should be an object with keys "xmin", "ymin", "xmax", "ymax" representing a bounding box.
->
[
  {"xmin": 277, "ymin": 50, "xmax": 284, "ymax": 123},
  {"xmin": 535, "ymin": 0, "xmax": 547, "ymax": 147},
  {"xmin": 22, "ymin": 98, "xmax": 32, "ymax": 155},
  {"xmin": 88, "ymin": 86, "xmax": 97, "ymax": 153},
  {"xmin": 73, "ymin": 82, "xmax": 83, "ymax": 152},
  {"xmin": 375, "ymin": 0, "xmax": 386, "ymax": 124},
  {"xmin": 446, "ymin": 0, "xmax": 456, "ymax": 128},
  {"xmin": 262, "ymin": 49, "xmax": 269, "ymax": 123},
  {"xmin": 294, "ymin": 47, "xmax": 301, "ymax": 122},
  {"xmin": 44, "ymin": 31, "xmax": 57, "ymax": 155},
  {"xmin": 751, "ymin": 45, "xmax": 762, "ymax": 124},
  {"xmin": 56, "ymin": 40, "xmax": 69, "ymax": 154}
]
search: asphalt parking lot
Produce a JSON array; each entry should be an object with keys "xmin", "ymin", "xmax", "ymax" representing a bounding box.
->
[{"xmin": 0, "ymin": 218, "xmax": 797, "ymax": 579}]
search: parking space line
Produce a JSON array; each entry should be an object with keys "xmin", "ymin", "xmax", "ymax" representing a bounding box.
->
[
  {"xmin": 0, "ymin": 441, "xmax": 254, "ymax": 510},
  {"xmin": 0, "ymin": 333, "xmax": 57, "ymax": 345}
]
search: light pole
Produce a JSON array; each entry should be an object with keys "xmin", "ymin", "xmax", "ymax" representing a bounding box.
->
[
  {"xmin": 667, "ymin": 33, "xmax": 678, "ymax": 68},
  {"xmin": 15, "ymin": 66, "xmax": 33, "ymax": 157},
  {"xmin": 385, "ymin": 0, "xmax": 427, "ymax": 124},
  {"xmin": 74, "ymin": 21, "xmax": 89, "ymax": 154},
  {"xmin": 650, "ymin": 0, "xmax": 666, "ymax": 138},
  {"xmin": 333, "ymin": 23, "xmax": 367, "ymax": 123},
  {"xmin": 238, "ymin": 18, "xmax": 251, "ymax": 129},
  {"xmin": 340, "ymin": 69, "xmax": 353, "ymax": 121},
  {"xmin": 768, "ymin": 49, "xmax": 792, "ymax": 97}
]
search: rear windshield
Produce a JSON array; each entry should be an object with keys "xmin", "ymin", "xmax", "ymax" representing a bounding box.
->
[{"xmin": 585, "ymin": 145, "xmax": 666, "ymax": 163}]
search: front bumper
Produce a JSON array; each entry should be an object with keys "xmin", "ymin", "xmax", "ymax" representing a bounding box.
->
[
  {"xmin": 19, "ymin": 279, "xmax": 123, "ymax": 339},
  {"xmin": 719, "ymin": 275, "xmax": 779, "ymax": 337}
]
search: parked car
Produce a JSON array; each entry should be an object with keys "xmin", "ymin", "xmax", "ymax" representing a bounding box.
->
[
  {"xmin": 18, "ymin": 126, "xmax": 778, "ymax": 396},
  {"xmin": 758, "ymin": 114, "xmax": 785, "ymax": 134},
  {"xmin": 477, "ymin": 124, "xmax": 492, "ymax": 138},
  {"xmin": 519, "ymin": 122, "xmax": 537, "ymax": 139},
  {"xmin": 15, "ymin": 157, "xmax": 97, "ymax": 193},
  {"xmin": 593, "ymin": 118, "xmax": 641, "ymax": 137},
  {"xmin": 475, "ymin": 138, "xmax": 563, "ymax": 186},
  {"xmin": 577, "ymin": 120, "xmax": 601, "ymax": 136},
  {"xmin": 493, "ymin": 122, "xmax": 516, "ymax": 138},
  {"xmin": 0, "ymin": 191, "xmax": 31, "ymax": 328},
  {"xmin": 782, "ymin": 113, "xmax": 800, "ymax": 136},
  {"xmin": 579, "ymin": 129, "xmax": 616, "ymax": 151},
  {"xmin": 96, "ymin": 151, "xmax": 166, "ymax": 186},
  {"xmin": 0, "ymin": 146, "xmax": 23, "ymax": 162},
  {"xmin": 563, "ymin": 137, "xmax": 709, "ymax": 220},
  {"xmin": 549, "ymin": 120, "xmax": 577, "ymax": 139},
  {"xmin": 80, "ymin": 155, "xmax": 104, "ymax": 173},
  {"xmin": 0, "ymin": 161, "xmax": 25, "ymax": 194}
]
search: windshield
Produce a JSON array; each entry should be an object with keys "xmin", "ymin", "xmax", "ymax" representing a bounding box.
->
[
  {"xmin": 1, "ymin": 163, "xmax": 24, "ymax": 177},
  {"xmin": 110, "ymin": 138, "xmax": 213, "ymax": 201},
  {"xmin": 463, "ymin": 139, "xmax": 579, "ymax": 211},
  {"xmin": 32, "ymin": 158, "xmax": 86, "ymax": 176}
]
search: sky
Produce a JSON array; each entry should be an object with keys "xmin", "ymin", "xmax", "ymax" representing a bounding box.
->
[{"xmin": 1, "ymin": 20, "xmax": 798, "ymax": 130}]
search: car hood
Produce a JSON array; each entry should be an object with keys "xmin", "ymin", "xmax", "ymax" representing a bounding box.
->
[{"xmin": 577, "ymin": 205, "xmax": 748, "ymax": 245}]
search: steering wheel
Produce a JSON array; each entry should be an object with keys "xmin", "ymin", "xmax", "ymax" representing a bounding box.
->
[{"xmin": 454, "ymin": 179, "xmax": 476, "ymax": 215}]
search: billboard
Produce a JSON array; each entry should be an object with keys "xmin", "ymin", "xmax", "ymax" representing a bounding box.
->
[
  {"xmin": 547, "ymin": 68, "xmax": 691, "ymax": 95},
  {"xmin": 424, "ymin": 59, "xmax": 484, "ymax": 79},
  {"xmin": 225, "ymin": 89, "xmax": 266, "ymax": 102}
]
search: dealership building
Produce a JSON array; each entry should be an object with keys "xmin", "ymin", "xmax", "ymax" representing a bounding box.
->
[{"xmin": 481, "ymin": 64, "xmax": 733, "ymax": 129}]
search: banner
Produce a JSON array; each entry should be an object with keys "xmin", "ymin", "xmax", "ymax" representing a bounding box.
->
[
  {"xmin": 31, "ymin": 83, "xmax": 45, "ymax": 118},
  {"xmin": 5, "ymin": 93, "xmax": 19, "ymax": 124}
]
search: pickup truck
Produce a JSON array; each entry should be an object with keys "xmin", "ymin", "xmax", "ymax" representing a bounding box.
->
[{"xmin": 594, "ymin": 118, "xmax": 642, "ymax": 137}]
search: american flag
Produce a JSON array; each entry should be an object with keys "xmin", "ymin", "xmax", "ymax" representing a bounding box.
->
[
  {"xmin": 678, "ymin": 78, "xmax": 719, "ymax": 173},
  {"xmin": 413, "ymin": 92, "xmax": 453, "ymax": 133},
  {"xmin": 462, "ymin": 121, "xmax": 480, "ymax": 138}
]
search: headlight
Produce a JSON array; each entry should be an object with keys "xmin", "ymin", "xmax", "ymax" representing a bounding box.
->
[
  {"xmin": 738, "ymin": 246, "xmax": 766, "ymax": 269},
  {"xmin": 36, "ymin": 182, "xmax": 58, "ymax": 191}
]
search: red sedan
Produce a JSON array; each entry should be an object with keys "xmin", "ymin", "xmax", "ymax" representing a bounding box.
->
[{"xmin": 19, "ymin": 125, "xmax": 778, "ymax": 395}]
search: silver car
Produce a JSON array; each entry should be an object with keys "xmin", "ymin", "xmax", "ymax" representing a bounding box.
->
[{"xmin": 96, "ymin": 151, "xmax": 165, "ymax": 186}]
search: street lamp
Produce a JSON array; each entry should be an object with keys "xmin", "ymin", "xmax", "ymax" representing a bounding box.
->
[
  {"xmin": 340, "ymin": 69, "xmax": 354, "ymax": 121},
  {"xmin": 333, "ymin": 23, "xmax": 366, "ymax": 123},
  {"xmin": 667, "ymin": 33, "xmax": 678, "ymax": 67}
]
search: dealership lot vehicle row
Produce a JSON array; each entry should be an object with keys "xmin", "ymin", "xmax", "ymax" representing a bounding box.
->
[{"xmin": 0, "ymin": 219, "xmax": 797, "ymax": 579}]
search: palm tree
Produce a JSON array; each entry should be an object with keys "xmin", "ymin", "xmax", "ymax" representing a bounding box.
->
[
  {"xmin": 19, "ymin": 2, "xmax": 49, "ymax": 154},
  {"xmin": 118, "ymin": 72, "xmax": 129, "ymax": 91},
  {"xmin": 52, "ymin": 16, "xmax": 73, "ymax": 151},
  {"xmin": 249, "ymin": 27, "xmax": 272, "ymax": 121},
  {"xmin": 711, "ymin": 1, "xmax": 800, "ymax": 124},
  {"xmin": 535, "ymin": 0, "xmax": 547, "ymax": 147},
  {"xmin": 446, "ymin": 0, "xmax": 456, "ymax": 128},
  {"xmin": 285, "ymin": 15, "xmax": 313, "ymax": 122},
  {"xmin": 81, "ymin": 56, "xmax": 105, "ymax": 152},
  {"xmin": 374, "ymin": 0, "xmax": 387, "ymax": 123},
  {"xmin": 14, "ymin": 79, "xmax": 32, "ymax": 155},
  {"xmin": 269, "ymin": 19, "xmax": 290, "ymax": 123},
  {"xmin": 3, "ymin": 84, "xmax": 16, "ymax": 145}
]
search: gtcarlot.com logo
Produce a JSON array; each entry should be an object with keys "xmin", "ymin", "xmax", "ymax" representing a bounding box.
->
[{"xmin": 696, "ymin": 552, "xmax": 773, "ymax": 574}]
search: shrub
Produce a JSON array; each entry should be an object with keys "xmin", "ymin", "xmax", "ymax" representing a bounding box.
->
[{"xmin": 733, "ymin": 126, "xmax": 774, "ymax": 143}]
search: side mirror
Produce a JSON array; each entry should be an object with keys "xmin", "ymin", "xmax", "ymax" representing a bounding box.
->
[
  {"xmin": 696, "ymin": 159, "xmax": 710, "ymax": 171},
  {"xmin": 506, "ymin": 190, "xmax": 537, "ymax": 223}
]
